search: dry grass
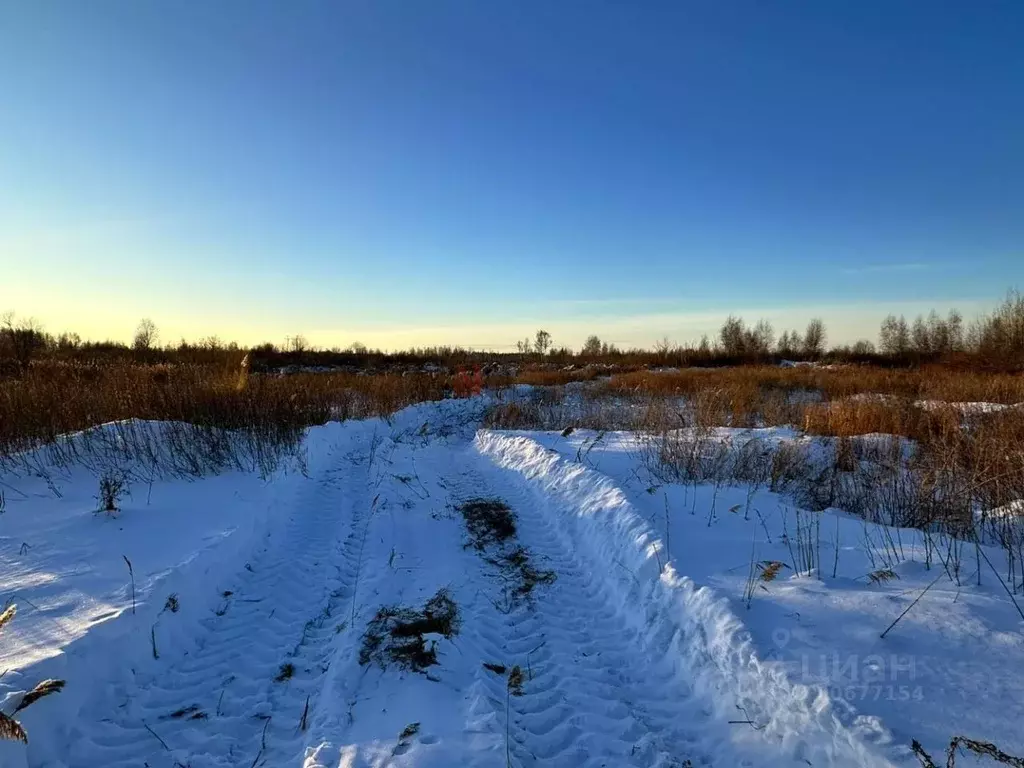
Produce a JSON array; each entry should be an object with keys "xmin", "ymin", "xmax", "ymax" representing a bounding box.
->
[
  {"xmin": 0, "ymin": 363, "xmax": 458, "ymax": 479},
  {"xmin": 459, "ymin": 498, "xmax": 517, "ymax": 550},
  {"xmin": 607, "ymin": 366, "xmax": 1024, "ymax": 407},
  {"xmin": 458, "ymin": 497, "xmax": 556, "ymax": 610},
  {"xmin": 359, "ymin": 589, "xmax": 461, "ymax": 674},
  {"xmin": 274, "ymin": 662, "xmax": 295, "ymax": 682},
  {"xmin": 487, "ymin": 365, "xmax": 1024, "ymax": 589},
  {"xmin": 912, "ymin": 735, "xmax": 1024, "ymax": 767},
  {"xmin": 0, "ymin": 605, "xmax": 65, "ymax": 744},
  {"xmin": 515, "ymin": 368, "xmax": 604, "ymax": 387}
]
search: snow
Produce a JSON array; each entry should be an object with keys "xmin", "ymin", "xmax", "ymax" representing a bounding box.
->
[
  {"xmin": 519, "ymin": 429, "xmax": 1024, "ymax": 766},
  {"xmin": 914, "ymin": 399, "xmax": 1024, "ymax": 415},
  {"xmin": 1, "ymin": 400, "xmax": 1021, "ymax": 766}
]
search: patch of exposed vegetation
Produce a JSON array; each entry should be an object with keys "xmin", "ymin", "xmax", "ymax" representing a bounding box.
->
[
  {"xmin": 488, "ymin": 545, "xmax": 557, "ymax": 603},
  {"xmin": 912, "ymin": 735, "xmax": 1024, "ymax": 767},
  {"xmin": 392, "ymin": 722, "xmax": 421, "ymax": 755},
  {"xmin": 459, "ymin": 498, "xmax": 516, "ymax": 550},
  {"xmin": 0, "ymin": 605, "xmax": 65, "ymax": 745},
  {"xmin": 868, "ymin": 568, "xmax": 900, "ymax": 585},
  {"xmin": 274, "ymin": 662, "xmax": 295, "ymax": 682},
  {"xmin": 166, "ymin": 704, "xmax": 207, "ymax": 720},
  {"xmin": 507, "ymin": 665, "xmax": 525, "ymax": 696},
  {"xmin": 97, "ymin": 470, "xmax": 127, "ymax": 513},
  {"xmin": 459, "ymin": 498, "xmax": 556, "ymax": 611},
  {"xmin": 359, "ymin": 588, "xmax": 461, "ymax": 675}
]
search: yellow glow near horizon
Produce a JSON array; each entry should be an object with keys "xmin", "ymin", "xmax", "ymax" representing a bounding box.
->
[{"xmin": 1, "ymin": 275, "xmax": 995, "ymax": 353}]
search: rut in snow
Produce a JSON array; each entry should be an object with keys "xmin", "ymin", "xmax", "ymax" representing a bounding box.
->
[
  {"xmin": 69, "ymin": 434, "xmax": 375, "ymax": 768},
  {"xmin": 447, "ymin": 463, "xmax": 735, "ymax": 768}
]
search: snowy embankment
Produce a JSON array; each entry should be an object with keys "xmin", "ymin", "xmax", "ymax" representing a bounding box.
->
[
  {"xmin": 516, "ymin": 428, "xmax": 1024, "ymax": 766},
  {"xmin": 1, "ymin": 399, "xmax": 1020, "ymax": 766},
  {"xmin": 478, "ymin": 432, "xmax": 890, "ymax": 767}
]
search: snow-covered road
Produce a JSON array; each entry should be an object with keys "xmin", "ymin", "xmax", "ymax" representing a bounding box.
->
[{"xmin": 3, "ymin": 402, "xmax": 945, "ymax": 766}]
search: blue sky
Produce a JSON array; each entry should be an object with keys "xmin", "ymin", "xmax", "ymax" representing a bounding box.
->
[{"xmin": 1, "ymin": 1, "xmax": 1021, "ymax": 350}]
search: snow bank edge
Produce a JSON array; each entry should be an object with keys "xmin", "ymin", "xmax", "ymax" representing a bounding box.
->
[{"xmin": 475, "ymin": 431, "xmax": 894, "ymax": 768}]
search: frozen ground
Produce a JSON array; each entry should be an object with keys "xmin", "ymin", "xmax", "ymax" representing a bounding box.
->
[{"xmin": 1, "ymin": 398, "xmax": 1021, "ymax": 767}]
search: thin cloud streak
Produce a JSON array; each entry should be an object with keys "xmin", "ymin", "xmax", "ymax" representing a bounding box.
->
[{"xmin": 840, "ymin": 263, "xmax": 932, "ymax": 276}]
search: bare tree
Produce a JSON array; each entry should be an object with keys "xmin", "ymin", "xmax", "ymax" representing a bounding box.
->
[
  {"xmin": 654, "ymin": 336, "xmax": 674, "ymax": 357},
  {"xmin": 803, "ymin": 318, "xmax": 826, "ymax": 359},
  {"xmin": 0, "ymin": 314, "xmax": 46, "ymax": 375},
  {"xmin": 777, "ymin": 330, "xmax": 801, "ymax": 358},
  {"xmin": 879, "ymin": 314, "xmax": 910, "ymax": 356},
  {"xmin": 286, "ymin": 334, "xmax": 309, "ymax": 353},
  {"xmin": 911, "ymin": 315, "xmax": 932, "ymax": 355},
  {"xmin": 133, "ymin": 318, "xmax": 159, "ymax": 351},
  {"xmin": 57, "ymin": 332, "xmax": 81, "ymax": 351},
  {"xmin": 777, "ymin": 329, "xmax": 804, "ymax": 358},
  {"xmin": 582, "ymin": 335, "xmax": 603, "ymax": 356},
  {"xmin": 947, "ymin": 309, "xmax": 964, "ymax": 352},
  {"xmin": 720, "ymin": 316, "xmax": 746, "ymax": 357},
  {"xmin": 750, "ymin": 319, "xmax": 774, "ymax": 356},
  {"xmin": 972, "ymin": 290, "xmax": 1024, "ymax": 364},
  {"xmin": 534, "ymin": 329, "xmax": 552, "ymax": 355}
]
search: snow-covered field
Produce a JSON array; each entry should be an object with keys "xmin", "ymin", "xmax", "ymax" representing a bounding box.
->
[{"xmin": 2, "ymin": 397, "xmax": 1022, "ymax": 767}]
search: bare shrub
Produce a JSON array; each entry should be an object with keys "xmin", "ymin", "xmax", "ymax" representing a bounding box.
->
[
  {"xmin": 770, "ymin": 440, "xmax": 811, "ymax": 493},
  {"xmin": 732, "ymin": 437, "xmax": 772, "ymax": 519},
  {"xmin": 97, "ymin": 470, "xmax": 127, "ymax": 513}
]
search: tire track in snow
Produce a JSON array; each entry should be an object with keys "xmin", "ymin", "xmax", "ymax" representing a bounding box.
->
[
  {"xmin": 54, "ymin": 408, "xmax": 884, "ymax": 767},
  {"xmin": 299, "ymin": 431, "xmax": 490, "ymax": 768},
  {"xmin": 448, "ymin": 454, "xmax": 740, "ymax": 768},
  {"xmin": 69, "ymin": 435, "xmax": 372, "ymax": 768},
  {"xmin": 473, "ymin": 432, "xmax": 894, "ymax": 768}
]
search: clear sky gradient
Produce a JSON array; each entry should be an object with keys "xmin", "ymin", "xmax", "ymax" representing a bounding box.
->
[{"xmin": 2, "ymin": 1, "xmax": 1022, "ymax": 350}]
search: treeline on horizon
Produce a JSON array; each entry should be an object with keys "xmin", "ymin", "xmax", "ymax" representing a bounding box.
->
[{"xmin": 3, "ymin": 289, "xmax": 1024, "ymax": 374}]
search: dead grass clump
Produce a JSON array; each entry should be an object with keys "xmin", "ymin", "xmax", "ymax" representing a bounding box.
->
[
  {"xmin": 868, "ymin": 569, "xmax": 899, "ymax": 585},
  {"xmin": 274, "ymin": 662, "xmax": 295, "ymax": 682},
  {"xmin": 517, "ymin": 369, "xmax": 599, "ymax": 387},
  {"xmin": 393, "ymin": 722, "xmax": 420, "ymax": 755},
  {"xmin": 759, "ymin": 561, "xmax": 786, "ymax": 582},
  {"xmin": 359, "ymin": 588, "xmax": 461, "ymax": 674},
  {"xmin": 769, "ymin": 441, "xmax": 811, "ymax": 492},
  {"xmin": 490, "ymin": 546, "xmax": 557, "ymax": 602},
  {"xmin": 507, "ymin": 665, "xmax": 525, "ymax": 696},
  {"xmin": 459, "ymin": 498, "xmax": 517, "ymax": 550},
  {"xmin": 912, "ymin": 735, "xmax": 1024, "ymax": 767},
  {"xmin": 0, "ymin": 606, "xmax": 65, "ymax": 744},
  {"xmin": 459, "ymin": 498, "xmax": 556, "ymax": 610},
  {"xmin": 802, "ymin": 398, "xmax": 918, "ymax": 438},
  {"xmin": 167, "ymin": 704, "xmax": 207, "ymax": 720},
  {"xmin": 482, "ymin": 401, "xmax": 545, "ymax": 430},
  {"xmin": 835, "ymin": 436, "xmax": 857, "ymax": 472}
]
